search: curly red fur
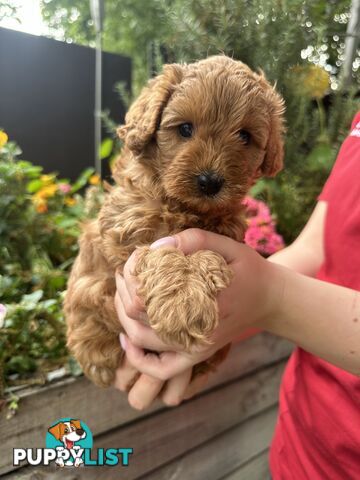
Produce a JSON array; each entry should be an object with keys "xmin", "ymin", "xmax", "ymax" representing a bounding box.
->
[{"xmin": 64, "ymin": 55, "xmax": 285, "ymax": 387}]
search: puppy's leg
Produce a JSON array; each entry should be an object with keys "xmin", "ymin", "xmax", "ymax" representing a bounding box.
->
[
  {"xmin": 66, "ymin": 308, "xmax": 123, "ymax": 387},
  {"xmin": 64, "ymin": 221, "xmax": 123, "ymax": 387},
  {"xmin": 134, "ymin": 247, "xmax": 233, "ymax": 349}
]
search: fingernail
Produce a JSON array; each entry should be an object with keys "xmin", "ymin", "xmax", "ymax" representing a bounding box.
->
[
  {"xmin": 119, "ymin": 333, "xmax": 127, "ymax": 351},
  {"xmin": 150, "ymin": 236, "xmax": 177, "ymax": 249}
]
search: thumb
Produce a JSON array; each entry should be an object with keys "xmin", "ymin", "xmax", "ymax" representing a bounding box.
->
[{"xmin": 151, "ymin": 228, "xmax": 242, "ymax": 263}]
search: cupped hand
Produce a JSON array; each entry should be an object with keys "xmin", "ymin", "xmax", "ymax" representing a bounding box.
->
[
  {"xmin": 113, "ymin": 352, "xmax": 209, "ymax": 410},
  {"xmin": 114, "ymin": 228, "xmax": 280, "ymax": 398}
]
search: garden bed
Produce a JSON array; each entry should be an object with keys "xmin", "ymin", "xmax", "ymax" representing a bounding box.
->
[{"xmin": 1, "ymin": 332, "xmax": 293, "ymax": 479}]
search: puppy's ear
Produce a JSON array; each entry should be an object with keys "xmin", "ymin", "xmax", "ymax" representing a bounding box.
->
[
  {"xmin": 257, "ymin": 75, "xmax": 286, "ymax": 177},
  {"xmin": 118, "ymin": 64, "xmax": 184, "ymax": 155},
  {"xmin": 48, "ymin": 423, "xmax": 62, "ymax": 440},
  {"xmin": 71, "ymin": 420, "xmax": 81, "ymax": 430}
]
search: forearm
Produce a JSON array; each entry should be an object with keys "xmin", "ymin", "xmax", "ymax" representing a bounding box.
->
[
  {"xmin": 265, "ymin": 263, "xmax": 360, "ymax": 375},
  {"xmin": 234, "ymin": 241, "xmax": 322, "ymax": 342},
  {"xmin": 269, "ymin": 242, "xmax": 322, "ymax": 277},
  {"xmin": 269, "ymin": 200, "xmax": 326, "ymax": 277}
]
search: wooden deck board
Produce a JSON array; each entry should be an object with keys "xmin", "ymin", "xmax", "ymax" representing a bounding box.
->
[
  {"xmin": 222, "ymin": 450, "xmax": 270, "ymax": 480},
  {"xmin": 1, "ymin": 334, "xmax": 291, "ymax": 477},
  {"xmin": 141, "ymin": 406, "xmax": 276, "ymax": 480},
  {"xmin": 4, "ymin": 360, "xmax": 285, "ymax": 479}
]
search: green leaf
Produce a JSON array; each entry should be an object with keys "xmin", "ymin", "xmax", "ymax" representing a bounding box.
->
[
  {"xmin": 21, "ymin": 290, "xmax": 44, "ymax": 307},
  {"xmin": 17, "ymin": 162, "xmax": 42, "ymax": 178},
  {"xmin": 100, "ymin": 138, "xmax": 114, "ymax": 159},
  {"xmin": 250, "ymin": 178, "xmax": 268, "ymax": 197},
  {"xmin": 27, "ymin": 179, "xmax": 43, "ymax": 193},
  {"xmin": 41, "ymin": 299, "xmax": 58, "ymax": 309},
  {"xmin": 47, "ymin": 275, "xmax": 66, "ymax": 290},
  {"xmin": 70, "ymin": 167, "xmax": 95, "ymax": 193}
]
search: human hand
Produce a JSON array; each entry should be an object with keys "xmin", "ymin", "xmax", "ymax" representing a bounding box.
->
[
  {"xmin": 113, "ymin": 353, "xmax": 209, "ymax": 410},
  {"xmin": 115, "ymin": 228, "xmax": 280, "ymax": 385},
  {"xmin": 113, "ymin": 245, "xmax": 210, "ymax": 409}
]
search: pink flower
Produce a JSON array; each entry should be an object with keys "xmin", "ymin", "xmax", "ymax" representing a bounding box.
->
[
  {"xmin": 58, "ymin": 183, "xmax": 71, "ymax": 194},
  {"xmin": 243, "ymin": 196, "xmax": 285, "ymax": 256}
]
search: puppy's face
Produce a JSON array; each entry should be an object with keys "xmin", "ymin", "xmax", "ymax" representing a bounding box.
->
[{"xmin": 119, "ymin": 56, "xmax": 285, "ymax": 214}]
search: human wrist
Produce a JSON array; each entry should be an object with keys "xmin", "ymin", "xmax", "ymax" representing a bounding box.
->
[{"xmin": 256, "ymin": 260, "xmax": 288, "ymax": 332}]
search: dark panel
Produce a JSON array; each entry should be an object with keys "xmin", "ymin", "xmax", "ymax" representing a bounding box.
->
[{"xmin": 0, "ymin": 27, "xmax": 131, "ymax": 180}]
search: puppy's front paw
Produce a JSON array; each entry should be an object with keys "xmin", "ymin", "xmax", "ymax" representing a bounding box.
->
[{"xmin": 134, "ymin": 247, "xmax": 232, "ymax": 349}]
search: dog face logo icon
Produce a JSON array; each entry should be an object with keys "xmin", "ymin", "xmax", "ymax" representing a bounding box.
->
[
  {"xmin": 46, "ymin": 418, "xmax": 92, "ymax": 467},
  {"xmin": 48, "ymin": 419, "xmax": 86, "ymax": 449}
]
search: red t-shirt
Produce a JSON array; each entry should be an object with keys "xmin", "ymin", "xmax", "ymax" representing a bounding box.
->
[{"xmin": 269, "ymin": 112, "xmax": 360, "ymax": 479}]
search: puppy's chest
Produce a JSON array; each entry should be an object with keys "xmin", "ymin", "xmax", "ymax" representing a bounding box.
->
[
  {"xmin": 100, "ymin": 194, "xmax": 246, "ymax": 267},
  {"xmin": 158, "ymin": 205, "xmax": 246, "ymax": 242},
  {"xmin": 114, "ymin": 200, "xmax": 247, "ymax": 243}
]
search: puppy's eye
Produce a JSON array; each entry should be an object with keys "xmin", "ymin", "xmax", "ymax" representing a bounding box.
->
[
  {"xmin": 238, "ymin": 129, "xmax": 251, "ymax": 145},
  {"xmin": 178, "ymin": 123, "xmax": 193, "ymax": 138},
  {"xmin": 64, "ymin": 428, "xmax": 69, "ymax": 433}
]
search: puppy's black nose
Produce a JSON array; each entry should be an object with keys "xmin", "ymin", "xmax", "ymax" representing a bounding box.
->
[
  {"xmin": 76, "ymin": 428, "xmax": 85, "ymax": 436},
  {"xmin": 197, "ymin": 171, "xmax": 224, "ymax": 196}
]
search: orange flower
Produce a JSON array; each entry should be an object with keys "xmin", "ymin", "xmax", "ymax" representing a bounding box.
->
[
  {"xmin": 65, "ymin": 197, "xmax": 76, "ymax": 206},
  {"xmin": 34, "ymin": 198, "xmax": 48, "ymax": 213},
  {"xmin": 40, "ymin": 174, "xmax": 55, "ymax": 185},
  {"xmin": 89, "ymin": 174, "xmax": 101, "ymax": 185},
  {"xmin": 34, "ymin": 184, "xmax": 58, "ymax": 200}
]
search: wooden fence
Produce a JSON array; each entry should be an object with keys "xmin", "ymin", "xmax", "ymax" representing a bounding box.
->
[{"xmin": 1, "ymin": 333, "xmax": 293, "ymax": 479}]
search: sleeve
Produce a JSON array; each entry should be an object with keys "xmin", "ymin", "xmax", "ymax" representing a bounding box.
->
[{"xmin": 318, "ymin": 111, "xmax": 360, "ymax": 202}]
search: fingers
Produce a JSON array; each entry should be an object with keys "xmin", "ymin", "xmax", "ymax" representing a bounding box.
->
[
  {"xmin": 113, "ymin": 355, "xmax": 140, "ymax": 392},
  {"xmin": 160, "ymin": 369, "xmax": 192, "ymax": 406},
  {"xmin": 123, "ymin": 249, "xmax": 143, "ymax": 296},
  {"xmin": 115, "ymin": 270, "xmax": 145, "ymax": 322},
  {"xmin": 127, "ymin": 374, "xmax": 164, "ymax": 411},
  {"xmin": 152, "ymin": 228, "xmax": 242, "ymax": 263},
  {"xmin": 115, "ymin": 357, "xmax": 210, "ymax": 410},
  {"xmin": 120, "ymin": 334, "xmax": 193, "ymax": 380},
  {"xmin": 115, "ymin": 292, "xmax": 169, "ymax": 351},
  {"xmin": 114, "ymin": 353, "xmax": 164, "ymax": 411}
]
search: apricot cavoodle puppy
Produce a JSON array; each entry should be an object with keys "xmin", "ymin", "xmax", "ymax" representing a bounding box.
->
[{"xmin": 64, "ymin": 55, "xmax": 285, "ymax": 388}]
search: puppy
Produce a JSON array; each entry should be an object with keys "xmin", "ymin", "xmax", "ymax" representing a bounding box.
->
[{"xmin": 64, "ymin": 55, "xmax": 285, "ymax": 388}]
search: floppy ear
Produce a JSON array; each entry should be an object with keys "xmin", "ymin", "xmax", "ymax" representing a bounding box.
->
[
  {"xmin": 261, "ymin": 86, "xmax": 285, "ymax": 177},
  {"xmin": 117, "ymin": 64, "xmax": 184, "ymax": 155},
  {"xmin": 48, "ymin": 423, "xmax": 62, "ymax": 440},
  {"xmin": 71, "ymin": 419, "xmax": 81, "ymax": 430}
]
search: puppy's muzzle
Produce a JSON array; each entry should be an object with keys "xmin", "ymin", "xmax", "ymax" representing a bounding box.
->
[{"xmin": 196, "ymin": 171, "xmax": 224, "ymax": 196}]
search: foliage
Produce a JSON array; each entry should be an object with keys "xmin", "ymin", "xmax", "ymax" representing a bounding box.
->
[
  {"xmin": 0, "ymin": 0, "xmax": 18, "ymax": 22},
  {"xmin": 0, "ymin": 134, "xmax": 103, "ymax": 396},
  {"xmin": 252, "ymin": 91, "xmax": 358, "ymax": 243},
  {"xmin": 40, "ymin": 0, "xmax": 358, "ymax": 90},
  {"xmin": 40, "ymin": 0, "xmax": 360, "ymax": 241}
]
